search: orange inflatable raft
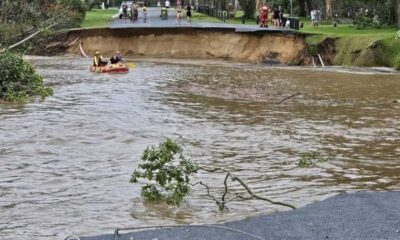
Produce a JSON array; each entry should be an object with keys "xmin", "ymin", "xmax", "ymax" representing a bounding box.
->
[{"xmin": 90, "ymin": 63, "xmax": 129, "ymax": 73}]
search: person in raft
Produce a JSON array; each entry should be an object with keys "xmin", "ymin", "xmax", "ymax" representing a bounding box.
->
[
  {"xmin": 93, "ymin": 51, "xmax": 108, "ymax": 67},
  {"xmin": 259, "ymin": 3, "xmax": 269, "ymax": 28},
  {"xmin": 109, "ymin": 51, "xmax": 124, "ymax": 64}
]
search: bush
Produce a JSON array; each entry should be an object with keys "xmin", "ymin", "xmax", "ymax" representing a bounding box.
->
[
  {"xmin": 0, "ymin": 51, "xmax": 53, "ymax": 102},
  {"xmin": 395, "ymin": 55, "xmax": 400, "ymax": 70},
  {"xmin": 354, "ymin": 13, "xmax": 380, "ymax": 29},
  {"xmin": 130, "ymin": 138, "xmax": 198, "ymax": 206}
]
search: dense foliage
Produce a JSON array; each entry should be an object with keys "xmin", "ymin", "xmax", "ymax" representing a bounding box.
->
[
  {"xmin": 130, "ymin": 138, "xmax": 198, "ymax": 206},
  {"xmin": 0, "ymin": 0, "xmax": 87, "ymax": 47},
  {"xmin": 239, "ymin": 0, "xmax": 257, "ymax": 18},
  {"xmin": 0, "ymin": 51, "xmax": 53, "ymax": 101}
]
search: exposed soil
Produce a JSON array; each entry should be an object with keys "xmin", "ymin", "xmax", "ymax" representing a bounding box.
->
[{"xmin": 63, "ymin": 28, "xmax": 310, "ymax": 64}]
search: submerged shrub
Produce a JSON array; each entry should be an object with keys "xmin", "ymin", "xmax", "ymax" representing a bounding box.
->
[
  {"xmin": 130, "ymin": 138, "xmax": 198, "ymax": 206},
  {"xmin": 0, "ymin": 51, "xmax": 53, "ymax": 102},
  {"xmin": 298, "ymin": 152, "xmax": 329, "ymax": 167}
]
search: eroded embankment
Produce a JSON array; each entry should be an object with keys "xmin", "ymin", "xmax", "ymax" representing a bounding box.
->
[
  {"xmin": 61, "ymin": 28, "xmax": 310, "ymax": 64},
  {"xmin": 310, "ymin": 36, "xmax": 400, "ymax": 69}
]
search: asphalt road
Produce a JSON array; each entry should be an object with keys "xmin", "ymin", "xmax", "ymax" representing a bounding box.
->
[
  {"xmin": 110, "ymin": 7, "xmax": 296, "ymax": 34},
  {"xmin": 81, "ymin": 191, "xmax": 400, "ymax": 240}
]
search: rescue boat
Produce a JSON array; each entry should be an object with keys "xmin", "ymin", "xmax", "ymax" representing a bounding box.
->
[{"xmin": 90, "ymin": 63, "xmax": 129, "ymax": 73}]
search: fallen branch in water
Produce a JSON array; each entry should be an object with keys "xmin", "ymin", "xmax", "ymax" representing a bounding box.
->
[
  {"xmin": 130, "ymin": 138, "xmax": 296, "ymax": 211},
  {"xmin": 278, "ymin": 92, "xmax": 301, "ymax": 104},
  {"xmin": 195, "ymin": 166, "xmax": 296, "ymax": 211}
]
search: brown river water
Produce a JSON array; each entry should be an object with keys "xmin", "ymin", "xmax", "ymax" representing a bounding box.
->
[{"xmin": 0, "ymin": 57, "xmax": 399, "ymax": 240}]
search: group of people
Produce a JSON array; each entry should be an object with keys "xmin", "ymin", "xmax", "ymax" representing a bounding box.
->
[
  {"xmin": 258, "ymin": 4, "xmax": 286, "ymax": 28},
  {"xmin": 93, "ymin": 51, "xmax": 124, "ymax": 67},
  {"xmin": 176, "ymin": 5, "xmax": 192, "ymax": 25},
  {"xmin": 259, "ymin": 2, "xmax": 321, "ymax": 29},
  {"xmin": 120, "ymin": 2, "xmax": 147, "ymax": 23}
]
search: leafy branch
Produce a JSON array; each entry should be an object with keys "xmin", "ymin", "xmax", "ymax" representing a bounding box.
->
[
  {"xmin": 130, "ymin": 138, "xmax": 296, "ymax": 211},
  {"xmin": 129, "ymin": 138, "xmax": 198, "ymax": 206}
]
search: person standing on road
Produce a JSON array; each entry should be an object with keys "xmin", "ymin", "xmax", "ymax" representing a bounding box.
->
[
  {"xmin": 186, "ymin": 5, "xmax": 192, "ymax": 24},
  {"xmin": 259, "ymin": 3, "xmax": 269, "ymax": 28},
  {"xmin": 278, "ymin": 6, "xmax": 284, "ymax": 27},
  {"xmin": 176, "ymin": 5, "xmax": 183, "ymax": 25},
  {"xmin": 122, "ymin": 1, "xmax": 128, "ymax": 18},
  {"xmin": 273, "ymin": 6, "xmax": 280, "ymax": 27},
  {"xmin": 131, "ymin": 4, "xmax": 138, "ymax": 22},
  {"xmin": 142, "ymin": 5, "xmax": 147, "ymax": 23}
]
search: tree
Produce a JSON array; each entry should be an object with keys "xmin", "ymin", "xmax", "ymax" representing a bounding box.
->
[
  {"xmin": 326, "ymin": 0, "xmax": 333, "ymax": 20},
  {"xmin": 239, "ymin": 0, "xmax": 256, "ymax": 18},
  {"xmin": 398, "ymin": 0, "xmax": 400, "ymax": 27},
  {"xmin": 298, "ymin": 0, "xmax": 307, "ymax": 16},
  {"xmin": 306, "ymin": 0, "xmax": 313, "ymax": 14}
]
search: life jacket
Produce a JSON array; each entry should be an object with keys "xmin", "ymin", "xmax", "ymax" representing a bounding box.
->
[
  {"xmin": 110, "ymin": 56, "xmax": 120, "ymax": 64},
  {"xmin": 93, "ymin": 55, "xmax": 103, "ymax": 66}
]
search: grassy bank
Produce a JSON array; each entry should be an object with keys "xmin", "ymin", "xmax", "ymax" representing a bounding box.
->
[
  {"xmin": 300, "ymin": 21, "xmax": 399, "ymax": 69},
  {"xmin": 81, "ymin": 8, "xmax": 118, "ymax": 28},
  {"xmin": 192, "ymin": 11, "xmax": 399, "ymax": 69}
]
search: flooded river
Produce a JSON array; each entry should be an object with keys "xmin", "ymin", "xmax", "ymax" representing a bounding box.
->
[{"xmin": 1, "ymin": 57, "xmax": 399, "ymax": 240}]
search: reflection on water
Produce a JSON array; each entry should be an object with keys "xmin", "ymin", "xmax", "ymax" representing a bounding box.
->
[{"xmin": 0, "ymin": 57, "xmax": 399, "ymax": 240}]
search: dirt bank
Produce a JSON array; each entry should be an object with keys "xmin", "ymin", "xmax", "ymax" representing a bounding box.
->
[
  {"xmin": 62, "ymin": 28, "xmax": 310, "ymax": 64},
  {"xmin": 311, "ymin": 36, "xmax": 400, "ymax": 69}
]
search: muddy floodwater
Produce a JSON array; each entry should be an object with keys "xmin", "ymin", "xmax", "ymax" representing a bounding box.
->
[{"xmin": 1, "ymin": 57, "xmax": 399, "ymax": 240}]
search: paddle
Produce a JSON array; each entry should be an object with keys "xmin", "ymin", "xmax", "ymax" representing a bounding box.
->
[{"xmin": 126, "ymin": 62, "xmax": 136, "ymax": 68}]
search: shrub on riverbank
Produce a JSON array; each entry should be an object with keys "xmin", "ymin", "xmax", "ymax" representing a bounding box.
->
[
  {"xmin": 0, "ymin": 51, "xmax": 53, "ymax": 102},
  {"xmin": 395, "ymin": 56, "xmax": 400, "ymax": 70}
]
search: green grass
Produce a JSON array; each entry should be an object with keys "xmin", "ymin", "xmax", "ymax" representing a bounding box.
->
[
  {"xmin": 299, "ymin": 20, "xmax": 397, "ymax": 43},
  {"xmin": 297, "ymin": 19, "xmax": 399, "ymax": 68},
  {"xmin": 81, "ymin": 8, "xmax": 118, "ymax": 28}
]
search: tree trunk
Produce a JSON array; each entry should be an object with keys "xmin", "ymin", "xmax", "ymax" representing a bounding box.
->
[
  {"xmin": 306, "ymin": 0, "xmax": 312, "ymax": 15},
  {"xmin": 398, "ymin": 0, "xmax": 400, "ymax": 27},
  {"xmin": 326, "ymin": 0, "xmax": 332, "ymax": 20},
  {"xmin": 298, "ymin": 0, "xmax": 306, "ymax": 17},
  {"xmin": 238, "ymin": 0, "xmax": 255, "ymax": 18}
]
